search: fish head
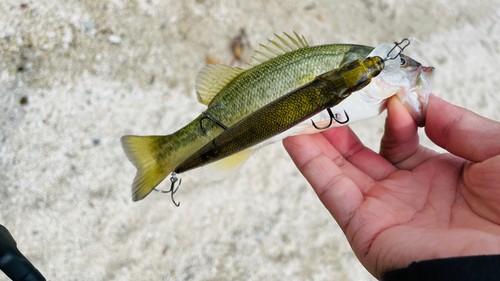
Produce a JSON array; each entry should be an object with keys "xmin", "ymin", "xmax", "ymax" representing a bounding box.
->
[
  {"xmin": 395, "ymin": 54, "xmax": 435, "ymax": 126},
  {"xmin": 369, "ymin": 53, "xmax": 434, "ymax": 127},
  {"xmin": 319, "ymin": 43, "xmax": 435, "ymax": 129},
  {"xmin": 399, "ymin": 55, "xmax": 435, "ymax": 92},
  {"xmin": 363, "ymin": 44, "xmax": 435, "ymax": 127}
]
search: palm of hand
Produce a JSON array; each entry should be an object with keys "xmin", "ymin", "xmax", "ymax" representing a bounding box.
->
[{"xmin": 283, "ymin": 95, "xmax": 500, "ymax": 279}]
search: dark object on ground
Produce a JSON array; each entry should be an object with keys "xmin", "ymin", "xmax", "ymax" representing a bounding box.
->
[{"xmin": 0, "ymin": 225, "xmax": 46, "ymax": 281}]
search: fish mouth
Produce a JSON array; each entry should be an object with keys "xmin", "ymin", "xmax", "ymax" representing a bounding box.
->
[
  {"xmin": 416, "ymin": 66, "xmax": 434, "ymax": 92},
  {"xmin": 395, "ymin": 64, "xmax": 435, "ymax": 127},
  {"xmin": 422, "ymin": 66, "xmax": 435, "ymax": 86},
  {"xmin": 410, "ymin": 65, "xmax": 434, "ymax": 126}
]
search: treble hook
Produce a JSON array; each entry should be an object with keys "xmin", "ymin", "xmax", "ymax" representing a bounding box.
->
[
  {"xmin": 154, "ymin": 172, "xmax": 181, "ymax": 207},
  {"xmin": 199, "ymin": 105, "xmax": 228, "ymax": 135},
  {"xmin": 384, "ymin": 38, "xmax": 410, "ymax": 61},
  {"xmin": 333, "ymin": 110, "xmax": 350, "ymax": 124},
  {"xmin": 311, "ymin": 108, "xmax": 350, "ymax": 130}
]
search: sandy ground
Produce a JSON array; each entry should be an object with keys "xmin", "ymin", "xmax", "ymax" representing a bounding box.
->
[{"xmin": 1, "ymin": 0, "xmax": 500, "ymax": 280}]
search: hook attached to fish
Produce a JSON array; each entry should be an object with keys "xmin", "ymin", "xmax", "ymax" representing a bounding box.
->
[
  {"xmin": 311, "ymin": 109, "xmax": 349, "ymax": 129},
  {"xmin": 154, "ymin": 172, "xmax": 181, "ymax": 207},
  {"xmin": 199, "ymin": 105, "xmax": 228, "ymax": 135},
  {"xmin": 311, "ymin": 38, "xmax": 410, "ymax": 131}
]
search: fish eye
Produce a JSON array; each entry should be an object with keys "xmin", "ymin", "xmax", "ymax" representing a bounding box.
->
[{"xmin": 400, "ymin": 57, "xmax": 407, "ymax": 66}]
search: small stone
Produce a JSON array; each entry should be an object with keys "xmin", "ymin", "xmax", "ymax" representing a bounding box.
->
[
  {"xmin": 108, "ymin": 34, "xmax": 121, "ymax": 44},
  {"xmin": 82, "ymin": 22, "xmax": 95, "ymax": 31},
  {"xmin": 19, "ymin": 96, "xmax": 28, "ymax": 105}
]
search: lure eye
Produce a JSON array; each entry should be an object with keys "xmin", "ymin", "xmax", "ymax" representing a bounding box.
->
[{"xmin": 400, "ymin": 57, "xmax": 407, "ymax": 66}]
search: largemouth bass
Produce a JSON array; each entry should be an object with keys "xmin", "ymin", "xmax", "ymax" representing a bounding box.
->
[
  {"xmin": 121, "ymin": 33, "xmax": 434, "ymax": 201},
  {"xmin": 174, "ymin": 56, "xmax": 386, "ymax": 174}
]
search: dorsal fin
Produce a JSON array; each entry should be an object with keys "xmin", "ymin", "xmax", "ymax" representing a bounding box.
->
[
  {"xmin": 195, "ymin": 64, "xmax": 246, "ymax": 105},
  {"xmin": 195, "ymin": 32, "xmax": 308, "ymax": 105},
  {"xmin": 247, "ymin": 32, "xmax": 309, "ymax": 68}
]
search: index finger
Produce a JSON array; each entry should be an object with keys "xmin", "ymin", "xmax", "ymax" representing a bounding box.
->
[{"xmin": 283, "ymin": 133, "xmax": 364, "ymax": 229}]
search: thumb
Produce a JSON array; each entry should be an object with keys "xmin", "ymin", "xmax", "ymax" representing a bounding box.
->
[{"xmin": 425, "ymin": 94, "xmax": 500, "ymax": 162}]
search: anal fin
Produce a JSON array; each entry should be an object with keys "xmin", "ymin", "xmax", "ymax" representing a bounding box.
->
[{"xmin": 200, "ymin": 148, "xmax": 256, "ymax": 180}]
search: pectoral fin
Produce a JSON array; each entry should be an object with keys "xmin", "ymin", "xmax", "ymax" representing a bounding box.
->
[{"xmin": 195, "ymin": 65, "xmax": 246, "ymax": 105}]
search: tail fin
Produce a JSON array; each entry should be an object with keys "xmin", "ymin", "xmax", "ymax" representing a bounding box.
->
[{"xmin": 121, "ymin": 135, "xmax": 170, "ymax": 201}]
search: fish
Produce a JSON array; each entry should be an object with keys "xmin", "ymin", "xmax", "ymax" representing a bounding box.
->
[
  {"xmin": 174, "ymin": 56, "xmax": 387, "ymax": 174},
  {"xmin": 121, "ymin": 33, "xmax": 434, "ymax": 201}
]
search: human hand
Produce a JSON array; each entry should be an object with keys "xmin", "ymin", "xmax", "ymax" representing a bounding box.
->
[{"xmin": 283, "ymin": 94, "xmax": 500, "ymax": 279}]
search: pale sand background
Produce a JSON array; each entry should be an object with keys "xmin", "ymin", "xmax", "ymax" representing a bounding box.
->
[{"xmin": 1, "ymin": 0, "xmax": 500, "ymax": 280}]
